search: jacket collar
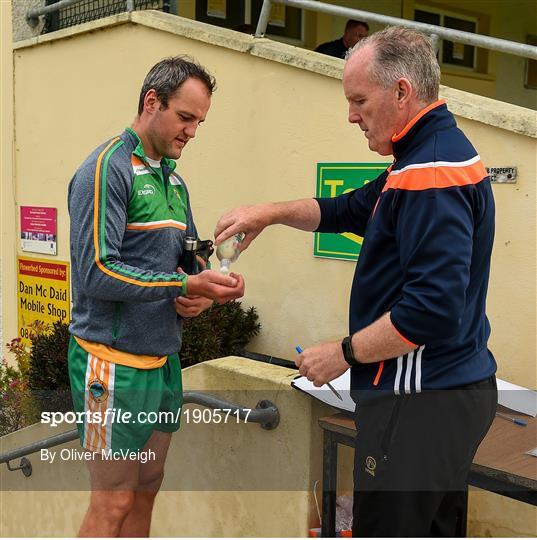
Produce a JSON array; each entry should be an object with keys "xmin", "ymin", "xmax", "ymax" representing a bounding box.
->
[
  {"xmin": 124, "ymin": 127, "xmax": 177, "ymax": 172},
  {"xmin": 391, "ymin": 99, "xmax": 455, "ymax": 160}
]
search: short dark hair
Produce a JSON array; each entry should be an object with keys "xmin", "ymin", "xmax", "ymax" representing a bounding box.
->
[
  {"xmin": 137, "ymin": 56, "xmax": 216, "ymax": 115},
  {"xmin": 345, "ymin": 19, "xmax": 369, "ymax": 32}
]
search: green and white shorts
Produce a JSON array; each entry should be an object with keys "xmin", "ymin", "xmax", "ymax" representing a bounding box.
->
[{"xmin": 68, "ymin": 337, "xmax": 183, "ymax": 453}]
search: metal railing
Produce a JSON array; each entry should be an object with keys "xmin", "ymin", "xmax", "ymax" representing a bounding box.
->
[
  {"xmin": 255, "ymin": 0, "xmax": 537, "ymax": 61},
  {"xmin": 26, "ymin": 0, "xmax": 116, "ymax": 27},
  {"xmin": 26, "ymin": 0, "xmax": 537, "ymax": 61},
  {"xmin": 26, "ymin": 0, "xmax": 172, "ymax": 31},
  {"xmin": 0, "ymin": 392, "xmax": 280, "ymax": 477}
]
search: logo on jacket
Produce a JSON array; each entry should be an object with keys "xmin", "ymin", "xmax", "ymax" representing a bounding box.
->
[
  {"xmin": 365, "ymin": 456, "xmax": 377, "ymax": 476},
  {"xmin": 87, "ymin": 378, "xmax": 109, "ymax": 403},
  {"xmin": 138, "ymin": 184, "xmax": 155, "ymax": 196}
]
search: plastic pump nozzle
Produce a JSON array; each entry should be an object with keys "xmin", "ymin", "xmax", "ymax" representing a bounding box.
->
[{"xmin": 216, "ymin": 233, "xmax": 244, "ymax": 274}]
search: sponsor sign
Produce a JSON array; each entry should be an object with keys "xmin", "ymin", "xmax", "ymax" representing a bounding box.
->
[{"xmin": 17, "ymin": 257, "xmax": 70, "ymax": 345}]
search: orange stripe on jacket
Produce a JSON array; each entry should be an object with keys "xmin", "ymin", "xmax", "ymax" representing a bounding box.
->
[
  {"xmin": 383, "ymin": 159, "xmax": 487, "ymax": 192},
  {"xmin": 126, "ymin": 223, "xmax": 187, "ymax": 231},
  {"xmin": 92, "ymin": 139, "xmax": 183, "ymax": 289}
]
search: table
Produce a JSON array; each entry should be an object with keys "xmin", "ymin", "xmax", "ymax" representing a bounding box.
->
[{"xmin": 318, "ymin": 408, "xmax": 536, "ymax": 537}]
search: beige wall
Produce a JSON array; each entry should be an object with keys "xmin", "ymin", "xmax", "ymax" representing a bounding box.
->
[
  {"xmin": 454, "ymin": 117, "xmax": 536, "ymax": 386},
  {"xmin": 1, "ymin": 1, "xmax": 15, "ymax": 354},
  {"xmin": 3, "ymin": 11, "xmax": 536, "ymax": 536}
]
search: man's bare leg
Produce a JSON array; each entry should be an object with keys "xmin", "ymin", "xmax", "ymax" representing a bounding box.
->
[
  {"xmin": 119, "ymin": 431, "xmax": 173, "ymax": 538},
  {"xmin": 78, "ymin": 453, "xmax": 140, "ymax": 537}
]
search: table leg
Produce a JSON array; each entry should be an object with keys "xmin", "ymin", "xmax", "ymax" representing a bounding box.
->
[{"xmin": 321, "ymin": 430, "xmax": 338, "ymax": 537}]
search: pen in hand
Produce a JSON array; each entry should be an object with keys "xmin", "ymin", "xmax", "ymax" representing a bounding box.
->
[{"xmin": 295, "ymin": 345, "xmax": 343, "ymax": 401}]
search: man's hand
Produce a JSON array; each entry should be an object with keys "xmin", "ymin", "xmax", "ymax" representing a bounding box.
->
[
  {"xmin": 174, "ymin": 295, "xmax": 213, "ymax": 318},
  {"xmin": 294, "ymin": 341, "xmax": 349, "ymax": 387},
  {"xmin": 214, "ymin": 204, "xmax": 274, "ymax": 251},
  {"xmin": 186, "ymin": 269, "xmax": 245, "ymax": 304}
]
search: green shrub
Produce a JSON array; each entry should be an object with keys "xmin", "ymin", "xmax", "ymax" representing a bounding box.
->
[
  {"xmin": 180, "ymin": 301, "xmax": 261, "ymax": 368},
  {"xmin": 0, "ymin": 321, "xmax": 48, "ymax": 436},
  {"xmin": 0, "ymin": 356, "xmax": 30, "ymax": 436},
  {"xmin": 28, "ymin": 320, "xmax": 71, "ymax": 414}
]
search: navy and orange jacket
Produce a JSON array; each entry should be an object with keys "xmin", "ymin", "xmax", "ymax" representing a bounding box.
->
[{"xmin": 316, "ymin": 100, "xmax": 497, "ymax": 393}]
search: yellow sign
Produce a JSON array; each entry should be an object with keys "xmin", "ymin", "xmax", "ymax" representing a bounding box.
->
[{"xmin": 17, "ymin": 256, "xmax": 70, "ymax": 345}]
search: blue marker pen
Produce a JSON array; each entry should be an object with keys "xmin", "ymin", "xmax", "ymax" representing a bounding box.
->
[
  {"xmin": 295, "ymin": 345, "xmax": 343, "ymax": 401},
  {"xmin": 496, "ymin": 412, "xmax": 527, "ymax": 426}
]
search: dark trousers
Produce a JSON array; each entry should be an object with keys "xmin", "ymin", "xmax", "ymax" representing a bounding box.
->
[{"xmin": 352, "ymin": 376, "xmax": 497, "ymax": 537}]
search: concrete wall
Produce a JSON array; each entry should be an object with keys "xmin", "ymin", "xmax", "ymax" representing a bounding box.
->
[
  {"xmin": 2, "ymin": 11, "xmax": 536, "ymax": 536},
  {"xmin": 11, "ymin": 0, "xmax": 44, "ymax": 42}
]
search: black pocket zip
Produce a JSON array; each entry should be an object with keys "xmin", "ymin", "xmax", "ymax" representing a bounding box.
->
[
  {"xmin": 112, "ymin": 302, "xmax": 122, "ymax": 346},
  {"xmin": 380, "ymin": 395, "xmax": 404, "ymax": 462}
]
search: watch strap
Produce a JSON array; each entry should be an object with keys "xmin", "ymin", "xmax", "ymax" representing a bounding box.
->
[{"xmin": 341, "ymin": 335, "xmax": 359, "ymax": 367}]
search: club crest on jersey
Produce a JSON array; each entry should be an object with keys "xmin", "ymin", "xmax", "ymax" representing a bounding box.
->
[{"xmin": 87, "ymin": 378, "xmax": 108, "ymax": 403}]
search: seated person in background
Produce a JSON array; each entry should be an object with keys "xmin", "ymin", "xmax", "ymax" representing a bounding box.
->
[{"xmin": 315, "ymin": 19, "xmax": 369, "ymax": 59}]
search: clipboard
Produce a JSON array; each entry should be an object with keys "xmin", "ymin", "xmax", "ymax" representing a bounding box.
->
[{"xmin": 291, "ymin": 369, "xmax": 356, "ymax": 413}]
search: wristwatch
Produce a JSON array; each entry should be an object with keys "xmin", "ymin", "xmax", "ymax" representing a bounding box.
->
[{"xmin": 341, "ymin": 335, "xmax": 359, "ymax": 367}]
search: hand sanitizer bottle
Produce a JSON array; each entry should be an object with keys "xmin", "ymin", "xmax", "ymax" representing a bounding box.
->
[{"xmin": 216, "ymin": 233, "xmax": 244, "ymax": 274}]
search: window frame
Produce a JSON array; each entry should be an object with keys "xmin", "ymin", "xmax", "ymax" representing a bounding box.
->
[{"xmin": 415, "ymin": 4, "xmax": 479, "ymax": 73}]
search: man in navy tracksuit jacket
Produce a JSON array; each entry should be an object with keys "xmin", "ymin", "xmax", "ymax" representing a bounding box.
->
[{"xmin": 215, "ymin": 26, "xmax": 497, "ymax": 536}]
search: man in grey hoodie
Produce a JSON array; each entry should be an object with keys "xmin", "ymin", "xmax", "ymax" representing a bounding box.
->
[{"xmin": 68, "ymin": 56, "xmax": 244, "ymax": 537}]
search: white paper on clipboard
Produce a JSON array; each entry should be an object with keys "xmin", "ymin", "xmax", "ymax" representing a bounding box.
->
[
  {"xmin": 291, "ymin": 369, "xmax": 355, "ymax": 413},
  {"xmin": 291, "ymin": 374, "xmax": 536, "ymax": 417},
  {"xmin": 497, "ymin": 378, "xmax": 537, "ymax": 417}
]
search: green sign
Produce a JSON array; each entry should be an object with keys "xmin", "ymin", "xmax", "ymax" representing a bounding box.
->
[{"xmin": 314, "ymin": 162, "xmax": 390, "ymax": 261}]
